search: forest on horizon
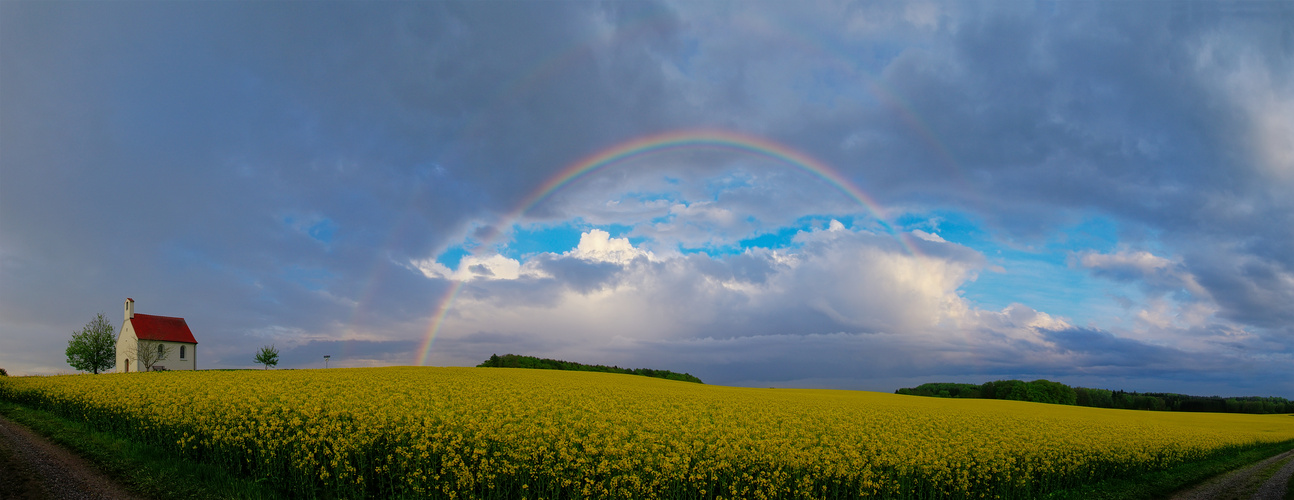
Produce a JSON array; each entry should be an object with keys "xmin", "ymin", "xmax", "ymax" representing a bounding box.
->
[
  {"xmin": 477, "ymin": 354, "xmax": 704, "ymax": 384},
  {"xmin": 897, "ymin": 380, "xmax": 1294, "ymax": 414}
]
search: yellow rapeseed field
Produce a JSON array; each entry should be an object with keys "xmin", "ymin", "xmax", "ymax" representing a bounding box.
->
[{"xmin": 2, "ymin": 367, "xmax": 1293, "ymax": 499}]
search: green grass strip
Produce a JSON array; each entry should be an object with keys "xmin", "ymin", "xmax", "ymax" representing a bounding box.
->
[
  {"xmin": 0, "ymin": 401, "xmax": 281, "ymax": 500},
  {"xmin": 1044, "ymin": 439, "xmax": 1294, "ymax": 500}
]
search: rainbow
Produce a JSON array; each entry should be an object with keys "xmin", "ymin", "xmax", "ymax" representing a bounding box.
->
[
  {"xmin": 415, "ymin": 280, "xmax": 466, "ymax": 366},
  {"xmin": 416, "ymin": 129, "xmax": 919, "ymax": 366},
  {"xmin": 516, "ymin": 129, "xmax": 890, "ymax": 222}
]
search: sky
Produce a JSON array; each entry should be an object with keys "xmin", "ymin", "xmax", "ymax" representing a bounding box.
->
[{"xmin": 2, "ymin": 1, "xmax": 1292, "ymax": 397}]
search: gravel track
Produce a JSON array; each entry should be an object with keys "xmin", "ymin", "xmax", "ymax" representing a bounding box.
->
[
  {"xmin": 0, "ymin": 414, "xmax": 140, "ymax": 500},
  {"xmin": 1171, "ymin": 448, "xmax": 1294, "ymax": 500}
]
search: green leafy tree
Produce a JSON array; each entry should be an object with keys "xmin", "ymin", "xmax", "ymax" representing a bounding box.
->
[
  {"xmin": 66, "ymin": 313, "xmax": 117, "ymax": 374},
  {"xmin": 254, "ymin": 344, "xmax": 279, "ymax": 369}
]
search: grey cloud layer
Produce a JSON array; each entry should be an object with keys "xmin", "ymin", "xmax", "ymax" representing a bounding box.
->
[{"xmin": 2, "ymin": 2, "xmax": 1291, "ymax": 394}]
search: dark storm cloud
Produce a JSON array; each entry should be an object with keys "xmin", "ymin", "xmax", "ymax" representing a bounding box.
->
[
  {"xmin": 1075, "ymin": 250, "xmax": 1207, "ymax": 303},
  {"xmin": 1034, "ymin": 326, "xmax": 1292, "ymax": 395},
  {"xmin": 0, "ymin": 0, "xmax": 688, "ymax": 260},
  {"xmin": 1189, "ymin": 253, "xmax": 1294, "ymax": 329},
  {"xmin": 605, "ymin": 325, "xmax": 1289, "ymax": 397},
  {"xmin": 794, "ymin": 3, "xmax": 1294, "ymax": 332},
  {"xmin": 455, "ymin": 278, "xmax": 566, "ymax": 309},
  {"xmin": 531, "ymin": 255, "xmax": 624, "ymax": 294},
  {"xmin": 2, "ymin": 1, "xmax": 1291, "ymax": 398},
  {"xmin": 468, "ymin": 264, "xmax": 495, "ymax": 277},
  {"xmin": 1041, "ymin": 327, "xmax": 1182, "ymax": 368},
  {"xmin": 856, "ymin": 3, "xmax": 1231, "ymax": 213},
  {"xmin": 0, "ymin": 3, "xmax": 470, "ymax": 324},
  {"xmin": 631, "ymin": 2, "xmax": 1292, "ymax": 342},
  {"xmin": 685, "ymin": 252, "xmax": 777, "ymax": 285},
  {"xmin": 0, "ymin": 0, "xmax": 692, "ymax": 373}
]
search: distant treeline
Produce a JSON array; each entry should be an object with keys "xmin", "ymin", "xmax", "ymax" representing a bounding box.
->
[
  {"xmin": 896, "ymin": 380, "xmax": 1294, "ymax": 414},
  {"xmin": 477, "ymin": 354, "xmax": 704, "ymax": 384}
]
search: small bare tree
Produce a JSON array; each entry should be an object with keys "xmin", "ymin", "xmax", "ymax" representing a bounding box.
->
[{"xmin": 136, "ymin": 340, "xmax": 174, "ymax": 372}]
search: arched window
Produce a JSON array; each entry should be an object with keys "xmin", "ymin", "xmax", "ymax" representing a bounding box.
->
[
  {"xmin": 158, "ymin": 344, "xmax": 163, "ymax": 356},
  {"xmin": 180, "ymin": 345, "xmax": 186, "ymax": 359}
]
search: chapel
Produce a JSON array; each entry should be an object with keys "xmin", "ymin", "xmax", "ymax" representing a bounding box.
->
[{"xmin": 115, "ymin": 298, "xmax": 198, "ymax": 372}]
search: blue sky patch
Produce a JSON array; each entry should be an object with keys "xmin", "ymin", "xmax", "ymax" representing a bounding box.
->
[
  {"xmin": 739, "ymin": 226, "xmax": 805, "ymax": 250},
  {"xmin": 921, "ymin": 210, "xmax": 1135, "ymax": 324},
  {"xmin": 307, "ymin": 219, "xmax": 337, "ymax": 245},
  {"xmin": 282, "ymin": 215, "xmax": 337, "ymax": 245},
  {"xmin": 435, "ymin": 245, "xmax": 472, "ymax": 270},
  {"xmin": 499, "ymin": 223, "xmax": 586, "ymax": 260},
  {"xmin": 437, "ymin": 221, "xmax": 649, "ymax": 267}
]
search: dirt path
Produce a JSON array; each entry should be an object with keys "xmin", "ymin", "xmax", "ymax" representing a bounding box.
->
[
  {"xmin": 0, "ymin": 414, "xmax": 141, "ymax": 500},
  {"xmin": 1171, "ymin": 448, "xmax": 1294, "ymax": 500}
]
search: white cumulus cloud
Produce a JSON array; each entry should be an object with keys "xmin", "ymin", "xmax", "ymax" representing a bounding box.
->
[
  {"xmin": 1078, "ymin": 250, "xmax": 1209, "ymax": 299},
  {"xmin": 410, "ymin": 254, "xmax": 527, "ymax": 282},
  {"xmin": 566, "ymin": 229, "xmax": 655, "ymax": 265}
]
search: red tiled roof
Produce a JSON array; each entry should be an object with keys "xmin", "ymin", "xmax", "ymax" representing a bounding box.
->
[{"xmin": 131, "ymin": 314, "xmax": 198, "ymax": 344}]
